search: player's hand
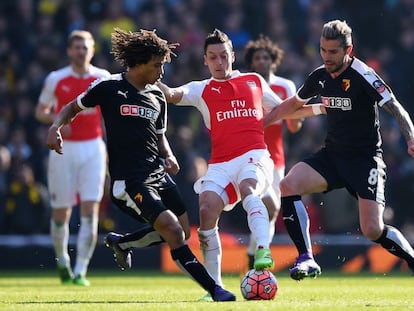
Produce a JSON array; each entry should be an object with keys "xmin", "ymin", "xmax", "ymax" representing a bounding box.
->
[
  {"xmin": 164, "ymin": 155, "xmax": 180, "ymax": 175},
  {"xmin": 47, "ymin": 125, "xmax": 63, "ymax": 154},
  {"xmin": 407, "ymin": 139, "xmax": 414, "ymax": 158}
]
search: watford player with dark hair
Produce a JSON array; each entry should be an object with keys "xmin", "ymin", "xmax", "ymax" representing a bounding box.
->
[{"xmin": 266, "ymin": 19, "xmax": 414, "ymax": 280}]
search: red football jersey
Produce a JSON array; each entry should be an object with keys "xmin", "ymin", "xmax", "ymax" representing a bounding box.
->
[
  {"xmin": 264, "ymin": 74, "xmax": 297, "ymax": 168},
  {"xmin": 39, "ymin": 65, "xmax": 110, "ymax": 141},
  {"xmin": 178, "ymin": 71, "xmax": 281, "ymax": 163}
]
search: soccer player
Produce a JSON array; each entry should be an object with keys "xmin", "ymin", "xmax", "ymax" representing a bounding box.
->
[
  {"xmin": 35, "ymin": 30, "xmax": 110, "ymax": 286},
  {"xmin": 46, "ymin": 28, "xmax": 236, "ymax": 302},
  {"xmin": 266, "ymin": 19, "xmax": 414, "ymax": 280},
  {"xmin": 157, "ymin": 29, "xmax": 320, "ymax": 298},
  {"xmin": 244, "ymin": 35, "xmax": 304, "ymax": 269}
]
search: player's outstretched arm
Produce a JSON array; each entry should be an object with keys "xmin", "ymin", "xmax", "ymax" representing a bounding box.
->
[
  {"xmin": 156, "ymin": 81, "xmax": 184, "ymax": 104},
  {"xmin": 264, "ymin": 95, "xmax": 325, "ymax": 127},
  {"xmin": 382, "ymin": 98, "xmax": 414, "ymax": 157},
  {"xmin": 47, "ymin": 100, "xmax": 82, "ymax": 154}
]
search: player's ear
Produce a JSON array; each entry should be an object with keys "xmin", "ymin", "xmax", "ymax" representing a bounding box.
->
[
  {"xmin": 346, "ymin": 44, "xmax": 353, "ymax": 56},
  {"xmin": 203, "ymin": 55, "xmax": 207, "ymax": 66}
]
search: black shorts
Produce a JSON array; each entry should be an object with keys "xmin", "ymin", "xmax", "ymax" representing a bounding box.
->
[
  {"xmin": 303, "ymin": 147, "xmax": 386, "ymax": 204},
  {"xmin": 110, "ymin": 174, "xmax": 187, "ymax": 225}
]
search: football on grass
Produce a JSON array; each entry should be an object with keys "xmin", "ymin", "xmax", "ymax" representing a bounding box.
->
[{"xmin": 240, "ymin": 269, "xmax": 278, "ymax": 300}]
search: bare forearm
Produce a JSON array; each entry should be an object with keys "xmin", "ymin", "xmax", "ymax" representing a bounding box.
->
[
  {"xmin": 51, "ymin": 101, "xmax": 80, "ymax": 129},
  {"xmin": 284, "ymin": 104, "xmax": 325, "ymax": 120},
  {"xmin": 157, "ymin": 134, "xmax": 174, "ymax": 159},
  {"xmin": 265, "ymin": 98, "xmax": 324, "ymax": 127},
  {"xmin": 383, "ymin": 99, "xmax": 414, "ymax": 141},
  {"xmin": 35, "ymin": 105, "xmax": 55, "ymax": 125},
  {"xmin": 157, "ymin": 133, "xmax": 180, "ymax": 175},
  {"xmin": 156, "ymin": 81, "xmax": 183, "ymax": 104}
]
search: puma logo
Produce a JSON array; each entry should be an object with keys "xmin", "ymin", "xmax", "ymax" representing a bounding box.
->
[
  {"xmin": 319, "ymin": 80, "xmax": 325, "ymax": 88},
  {"xmin": 184, "ymin": 258, "xmax": 198, "ymax": 265},
  {"xmin": 211, "ymin": 86, "xmax": 221, "ymax": 94},
  {"xmin": 283, "ymin": 214, "xmax": 295, "ymax": 222},
  {"xmin": 368, "ymin": 187, "xmax": 376, "ymax": 194},
  {"xmin": 117, "ymin": 90, "xmax": 128, "ymax": 99}
]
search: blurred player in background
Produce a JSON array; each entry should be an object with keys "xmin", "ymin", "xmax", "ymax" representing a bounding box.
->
[
  {"xmin": 35, "ymin": 30, "xmax": 110, "ymax": 286},
  {"xmin": 243, "ymin": 35, "xmax": 304, "ymax": 269},
  {"xmin": 266, "ymin": 19, "xmax": 414, "ymax": 280},
  {"xmin": 46, "ymin": 28, "xmax": 236, "ymax": 302}
]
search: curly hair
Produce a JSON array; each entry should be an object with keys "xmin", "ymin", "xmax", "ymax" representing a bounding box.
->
[
  {"xmin": 244, "ymin": 35, "xmax": 284, "ymax": 72},
  {"xmin": 111, "ymin": 28, "xmax": 178, "ymax": 68}
]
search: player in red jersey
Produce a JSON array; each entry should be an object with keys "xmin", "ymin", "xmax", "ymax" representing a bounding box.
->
[
  {"xmin": 158, "ymin": 29, "xmax": 321, "ymax": 299},
  {"xmin": 243, "ymin": 35, "xmax": 304, "ymax": 269},
  {"xmin": 35, "ymin": 30, "xmax": 110, "ymax": 286}
]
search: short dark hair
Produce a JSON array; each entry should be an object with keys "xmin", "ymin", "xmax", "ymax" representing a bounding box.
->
[
  {"xmin": 244, "ymin": 35, "xmax": 284, "ymax": 71},
  {"xmin": 67, "ymin": 30, "xmax": 94, "ymax": 47},
  {"xmin": 111, "ymin": 28, "xmax": 178, "ymax": 68},
  {"xmin": 204, "ymin": 29, "xmax": 233, "ymax": 54},
  {"xmin": 321, "ymin": 20, "xmax": 353, "ymax": 49}
]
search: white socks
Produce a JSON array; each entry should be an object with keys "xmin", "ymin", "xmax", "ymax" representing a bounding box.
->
[
  {"xmin": 51, "ymin": 220, "xmax": 71, "ymax": 268},
  {"xmin": 247, "ymin": 216, "xmax": 275, "ymax": 256},
  {"xmin": 244, "ymin": 194, "xmax": 270, "ymax": 249},
  {"xmin": 74, "ymin": 216, "xmax": 98, "ymax": 277},
  {"xmin": 198, "ymin": 227, "xmax": 222, "ymax": 286},
  {"xmin": 51, "ymin": 216, "xmax": 98, "ymax": 278}
]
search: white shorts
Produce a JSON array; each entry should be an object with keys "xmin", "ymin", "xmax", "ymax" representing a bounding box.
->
[
  {"xmin": 47, "ymin": 138, "xmax": 106, "ymax": 208},
  {"xmin": 261, "ymin": 166, "xmax": 285, "ymax": 210},
  {"xmin": 194, "ymin": 149, "xmax": 274, "ymax": 211}
]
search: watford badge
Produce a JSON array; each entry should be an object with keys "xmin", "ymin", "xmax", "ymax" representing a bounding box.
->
[{"xmin": 342, "ymin": 79, "xmax": 350, "ymax": 91}]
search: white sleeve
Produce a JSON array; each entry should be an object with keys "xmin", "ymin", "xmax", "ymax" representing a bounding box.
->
[
  {"xmin": 260, "ymin": 76, "xmax": 282, "ymax": 114},
  {"xmin": 284, "ymin": 79, "xmax": 297, "ymax": 98},
  {"xmin": 38, "ymin": 71, "xmax": 58, "ymax": 106},
  {"xmin": 178, "ymin": 80, "xmax": 207, "ymax": 109}
]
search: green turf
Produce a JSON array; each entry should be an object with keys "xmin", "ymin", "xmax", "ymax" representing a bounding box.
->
[{"xmin": 0, "ymin": 270, "xmax": 413, "ymax": 310}]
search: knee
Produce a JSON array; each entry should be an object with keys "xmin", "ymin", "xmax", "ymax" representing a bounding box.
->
[
  {"xmin": 164, "ymin": 222, "xmax": 185, "ymax": 243},
  {"xmin": 360, "ymin": 222, "xmax": 383, "ymax": 240},
  {"xmin": 198, "ymin": 194, "xmax": 222, "ymax": 229},
  {"xmin": 183, "ymin": 227, "xmax": 191, "ymax": 240},
  {"xmin": 199, "ymin": 204, "xmax": 220, "ymax": 226},
  {"xmin": 279, "ymin": 177, "xmax": 293, "ymax": 196}
]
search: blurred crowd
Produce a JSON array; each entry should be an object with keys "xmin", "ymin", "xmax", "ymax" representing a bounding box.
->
[{"xmin": 1, "ymin": 0, "xmax": 414, "ymax": 240}]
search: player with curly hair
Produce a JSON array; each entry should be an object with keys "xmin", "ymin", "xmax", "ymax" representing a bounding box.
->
[{"xmin": 46, "ymin": 28, "xmax": 236, "ymax": 301}]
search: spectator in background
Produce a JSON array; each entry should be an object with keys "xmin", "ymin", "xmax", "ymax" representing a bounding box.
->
[
  {"xmin": 4, "ymin": 162, "xmax": 49, "ymax": 234},
  {"xmin": 98, "ymin": 0, "xmax": 136, "ymax": 54},
  {"xmin": 0, "ymin": 146, "xmax": 11, "ymax": 230},
  {"xmin": 35, "ymin": 30, "xmax": 110, "ymax": 286}
]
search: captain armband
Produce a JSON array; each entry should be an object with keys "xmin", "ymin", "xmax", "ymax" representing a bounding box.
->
[{"xmin": 312, "ymin": 104, "xmax": 323, "ymax": 115}]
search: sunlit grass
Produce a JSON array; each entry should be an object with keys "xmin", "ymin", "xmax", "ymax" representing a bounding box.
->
[{"xmin": 0, "ymin": 270, "xmax": 413, "ymax": 310}]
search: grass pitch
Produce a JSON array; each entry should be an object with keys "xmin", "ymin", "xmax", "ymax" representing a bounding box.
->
[{"xmin": 0, "ymin": 270, "xmax": 413, "ymax": 310}]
